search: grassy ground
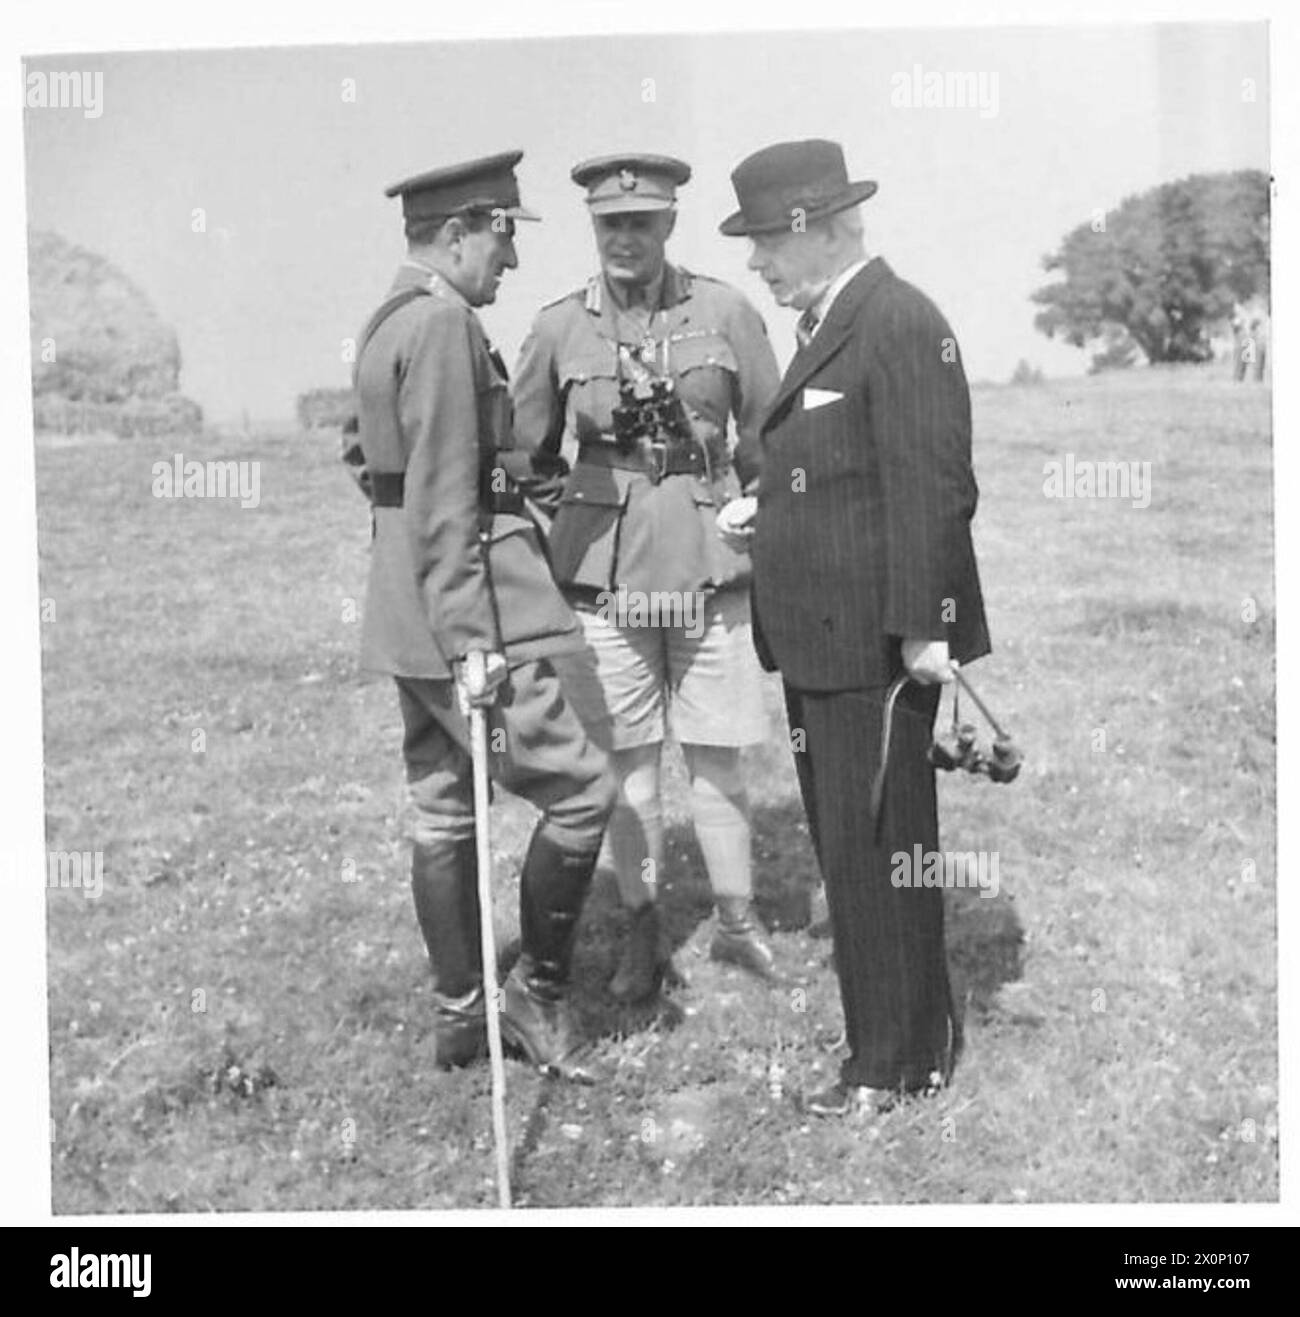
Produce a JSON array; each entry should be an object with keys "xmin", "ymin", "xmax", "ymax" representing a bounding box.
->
[{"xmin": 40, "ymin": 365, "xmax": 1276, "ymax": 1210}]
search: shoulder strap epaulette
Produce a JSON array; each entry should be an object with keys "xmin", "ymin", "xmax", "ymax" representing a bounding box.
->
[
  {"xmin": 681, "ymin": 267, "xmax": 729, "ymax": 290},
  {"xmin": 352, "ymin": 286, "xmax": 430, "ymax": 386},
  {"xmin": 538, "ymin": 284, "xmax": 586, "ymax": 313}
]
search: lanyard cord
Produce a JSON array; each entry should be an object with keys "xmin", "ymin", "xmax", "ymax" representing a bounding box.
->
[{"xmin": 612, "ymin": 284, "xmax": 668, "ymax": 380}]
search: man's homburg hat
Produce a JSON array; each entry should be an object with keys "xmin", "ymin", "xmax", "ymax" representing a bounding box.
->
[{"xmin": 718, "ymin": 139, "xmax": 876, "ymax": 237}]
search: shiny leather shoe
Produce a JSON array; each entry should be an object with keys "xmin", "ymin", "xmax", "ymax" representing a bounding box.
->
[
  {"xmin": 802, "ymin": 1081, "xmax": 899, "ymax": 1118},
  {"xmin": 431, "ymin": 986, "xmax": 487, "ymax": 1071},
  {"xmin": 500, "ymin": 965, "xmax": 595, "ymax": 1084},
  {"xmin": 803, "ymin": 1070, "xmax": 946, "ymax": 1116}
]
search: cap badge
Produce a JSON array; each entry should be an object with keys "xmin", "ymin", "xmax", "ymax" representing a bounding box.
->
[{"xmin": 618, "ymin": 169, "xmax": 639, "ymax": 192}]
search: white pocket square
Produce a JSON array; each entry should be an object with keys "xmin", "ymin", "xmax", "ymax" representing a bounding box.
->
[{"xmin": 803, "ymin": 387, "xmax": 843, "ymax": 410}]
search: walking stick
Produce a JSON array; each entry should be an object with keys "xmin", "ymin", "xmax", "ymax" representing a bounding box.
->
[{"xmin": 466, "ymin": 651, "xmax": 512, "ymax": 1210}]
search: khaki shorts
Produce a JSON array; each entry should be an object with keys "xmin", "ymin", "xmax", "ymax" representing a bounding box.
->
[{"xmin": 556, "ymin": 588, "xmax": 769, "ymax": 751}]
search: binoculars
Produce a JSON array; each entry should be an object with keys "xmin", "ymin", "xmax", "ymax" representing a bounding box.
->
[
  {"xmin": 870, "ymin": 668, "xmax": 1022, "ymax": 833},
  {"xmin": 929, "ymin": 725, "xmax": 1023, "ymax": 782},
  {"xmin": 612, "ymin": 376, "xmax": 695, "ymax": 453},
  {"xmin": 928, "ymin": 670, "xmax": 1022, "ymax": 783}
]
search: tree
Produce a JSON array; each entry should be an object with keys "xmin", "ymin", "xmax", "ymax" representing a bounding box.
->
[{"xmin": 1032, "ymin": 171, "xmax": 1269, "ymax": 371}]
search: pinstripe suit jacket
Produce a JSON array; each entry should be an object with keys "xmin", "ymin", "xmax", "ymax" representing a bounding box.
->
[{"xmin": 751, "ymin": 258, "xmax": 990, "ymax": 690}]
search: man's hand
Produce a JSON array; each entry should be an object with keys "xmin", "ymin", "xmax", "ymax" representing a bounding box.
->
[
  {"xmin": 716, "ymin": 495, "xmax": 758, "ymax": 553},
  {"xmin": 455, "ymin": 650, "xmax": 509, "ymax": 712},
  {"xmin": 902, "ymin": 638, "xmax": 954, "ymax": 685}
]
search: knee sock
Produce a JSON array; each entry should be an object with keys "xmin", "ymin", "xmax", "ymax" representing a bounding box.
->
[
  {"xmin": 684, "ymin": 744, "xmax": 752, "ymax": 902},
  {"xmin": 608, "ymin": 744, "xmax": 664, "ymax": 910}
]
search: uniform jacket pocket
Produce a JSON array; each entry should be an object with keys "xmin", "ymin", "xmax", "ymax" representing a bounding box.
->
[{"xmin": 692, "ymin": 483, "xmax": 752, "ymax": 592}]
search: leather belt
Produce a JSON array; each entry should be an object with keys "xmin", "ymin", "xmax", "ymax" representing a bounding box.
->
[
  {"xmin": 578, "ymin": 440, "xmax": 708, "ymax": 481},
  {"xmin": 489, "ymin": 488, "xmax": 526, "ymax": 516},
  {"xmin": 371, "ymin": 471, "xmax": 405, "ymax": 507},
  {"xmin": 369, "ymin": 470, "xmax": 525, "ymax": 516}
]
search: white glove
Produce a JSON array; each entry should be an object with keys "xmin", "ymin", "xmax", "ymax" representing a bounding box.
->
[
  {"xmin": 454, "ymin": 650, "xmax": 509, "ymax": 713},
  {"xmin": 902, "ymin": 639, "xmax": 955, "ymax": 686},
  {"xmin": 716, "ymin": 496, "xmax": 758, "ymax": 553}
]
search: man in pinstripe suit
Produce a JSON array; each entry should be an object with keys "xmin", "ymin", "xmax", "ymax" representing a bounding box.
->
[{"xmin": 717, "ymin": 140, "xmax": 991, "ymax": 1115}]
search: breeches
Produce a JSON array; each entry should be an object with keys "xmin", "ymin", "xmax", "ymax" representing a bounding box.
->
[{"xmin": 396, "ymin": 659, "xmax": 616, "ymax": 851}]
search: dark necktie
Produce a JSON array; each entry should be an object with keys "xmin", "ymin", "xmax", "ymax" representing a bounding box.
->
[{"xmin": 795, "ymin": 307, "xmax": 820, "ymax": 350}]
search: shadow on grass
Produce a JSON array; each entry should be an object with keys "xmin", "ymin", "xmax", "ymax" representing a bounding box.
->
[
  {"xmin": 570, "ymin": 797, "xmax": 1023, "ymax": 1043},
  {"xmin": 509, "ymin": 1076, "xmax": 557, "ymax": 1196},
  {"xmin": 945, "ymin": 885, "xmax": 1025, "ymax": 1018},
  {"xmin": 571, "ymin": 809, "xmax": 788, "ymax": 1046}
]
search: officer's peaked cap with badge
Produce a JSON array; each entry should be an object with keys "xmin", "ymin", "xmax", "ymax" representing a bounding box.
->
[
  {"xmin": 571, "ymin": 153, "xmax": 692, "ymax": 215},
  {"xmin": 385, "ymin": 149, "xmax": 540, "ymax": 222},
  {"xmin": 719, "ymin": 139, "xmax": 876, "ymax": 236}
]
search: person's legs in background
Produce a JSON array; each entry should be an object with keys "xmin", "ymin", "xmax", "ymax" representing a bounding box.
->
[
  {"xmin": 671, "ymin": 590, "xmax": 776, "ymax": 980},
  {"xmin": 683, "ymin": 741, "xmax": 776, "ymax": 978}
]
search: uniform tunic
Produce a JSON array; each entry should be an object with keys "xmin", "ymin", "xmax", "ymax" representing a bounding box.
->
[
  {"xmin": 512, "ymin": 265, "xmax": 780, "ymax": 599},
  {"xmin": 353, "ymin": 261, "xmax": 611, "ymax": 843},
  {"xmin": 355, "ymin": 262, "xmax": 583, "ymax": 679}
]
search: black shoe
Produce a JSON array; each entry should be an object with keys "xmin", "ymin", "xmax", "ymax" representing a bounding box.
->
[
  {"xmin": 802, "ymin": 1081, "xmax": 899, "ymax": 1118},
  {"xmin": 500, "ymin": 963, "xmax": 595, "ymax": 1084},
  {"xmin": 803, "ymin": 1071, "xmax": 945, "ymax": 1117},
  {"xmin": 431, "ymin": 986, "xmax": 487, "ymax": 1070}
]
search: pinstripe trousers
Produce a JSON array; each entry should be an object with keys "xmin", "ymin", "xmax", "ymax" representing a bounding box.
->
[{"xmin": 784, "ymin": 679, "xmax": 961, "ymax": 1091}]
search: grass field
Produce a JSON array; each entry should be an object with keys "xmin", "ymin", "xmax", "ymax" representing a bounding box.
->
[{"xmin": 39, "ymin": 365, "xmax": 1276, "ymax": 1211}]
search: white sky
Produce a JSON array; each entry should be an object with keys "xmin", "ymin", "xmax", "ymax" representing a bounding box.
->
[{"xmin": 22, "ymin": 21, "xmax": 1268, "ymax": 421}]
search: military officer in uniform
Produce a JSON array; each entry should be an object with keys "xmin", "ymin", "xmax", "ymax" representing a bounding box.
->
[
  {"xmin": 352, "ymin": 151, "xmax": 616, "ymax": 1078},
  {"xmin": 512, "ymin": 154, "xmax": 782, "ymax": 1002}
]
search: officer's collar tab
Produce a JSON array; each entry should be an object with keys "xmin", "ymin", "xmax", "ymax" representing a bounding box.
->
[{"xmin": 585, "ymin": 264, "xmax": 692, "ymax": 318}]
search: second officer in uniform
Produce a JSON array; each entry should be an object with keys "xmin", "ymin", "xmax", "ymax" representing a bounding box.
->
[{"xmin": 512, "ymin": 154, "xmax": 782, "ymax": 1001}]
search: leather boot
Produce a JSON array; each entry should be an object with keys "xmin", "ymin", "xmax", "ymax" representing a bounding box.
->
[
  {"xmin": 411, "ymin": 837, "xmax": 487, "ymax": 1069},
  {"xmin": 499, "ymin": 828, "xmax": 598, "ymax": 1081},
  {"xmin": 710, "ymin": 896, "xmax": 779, "ymax": 982},
  {"xmin": 501, "ymin": 961, "xmax": 592, "ymax": 1083},
  {"xmin": 610, "ymin": 902, "xmax": 683, "ymax": 1003},
  {"xmin": 431, "ymin": 985, "xmax": 487, "ymax": 1069}
]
